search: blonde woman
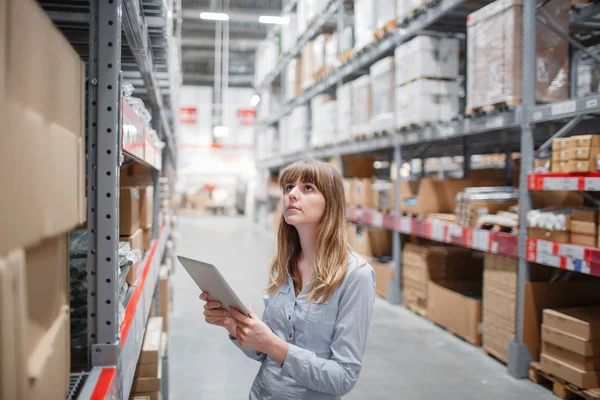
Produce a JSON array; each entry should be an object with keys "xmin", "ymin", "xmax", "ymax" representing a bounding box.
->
[{"xmin": 200, "ymin": 159, "xmax": 375, "ymax": 399}]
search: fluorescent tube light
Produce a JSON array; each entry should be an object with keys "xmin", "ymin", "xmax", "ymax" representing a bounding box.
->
[
  {"xmin": 258, "ymin": 15, "xmax": 289, "ymax": 25},
  {"xmin": 250, "ymin": 95, "xmax": 261, "ymax": 107},
  {"xmin": 200, "ymin": 12, "xmax": 229, "ymax": 21}
]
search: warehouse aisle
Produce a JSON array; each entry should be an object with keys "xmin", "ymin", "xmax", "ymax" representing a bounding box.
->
[{"xmin": 170, "ymin": 216, "xmax": 554, "ymax": 400}]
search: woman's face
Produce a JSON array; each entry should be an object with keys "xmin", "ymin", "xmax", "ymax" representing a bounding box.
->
[{"xmin": 282, "ymin": 178, "xmax": 326, "ymax": 228}]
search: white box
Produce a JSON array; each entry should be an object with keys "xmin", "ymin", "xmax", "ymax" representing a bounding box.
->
[
  {"xmin": 395, "ymin": 35, "xmax": 459, "ymax": 86},
  {"xmin": 325, "ymin": 33, "xmax": 338, "ymax": 70},
  {"xmin": 337, "ymin": 82, "xmax": 353, "ymax": 142},
  {"xmin": 351, "ymin": 75, "xmax": 372, "ymax": 137},
  {"xmin": 281, "ymin": 12, "xmax": 298, "ymax": 55},
  {"xmin": 395, "ymin": 80, "xmax": 459, "ymax": 127},
  {"xmin": 377, "ymin": 0, "xmax": 397, "ymax": 29},
  {"xmin": 354, "ymin": 0, "xmax": 376, "ymax": 51},
  {"xmin": 370, "ymin": 57, "xmax": 395, "ymax": 131}
]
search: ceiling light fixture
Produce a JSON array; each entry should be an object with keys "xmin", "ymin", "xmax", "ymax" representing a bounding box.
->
[
  {"xmin": 213, "ymin": 126, "xmax": 229, "ymax": 138},
  {"xmin": 250, "ymin": 94, "xmax": 261, "ymax": 107},
  {"xmin": 258, "ymin": 15, "xmax": 289, "ymax": 25},
  {"xmin": 200, "ymin": 12, "xmax": 229, "ymax": 21}
]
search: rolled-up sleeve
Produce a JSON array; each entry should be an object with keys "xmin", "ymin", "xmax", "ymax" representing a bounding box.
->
[{"xmin": 280, "ymin": 265, "xmax": 375, "ymax": 396}]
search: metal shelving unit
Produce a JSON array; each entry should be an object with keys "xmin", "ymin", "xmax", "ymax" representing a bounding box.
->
[
  {"xmin": 255, "ymin": 0, "xmax": 600, "ymax": 380},
  {"xmin": 37, "ymin": 0, "xmax": 181, "ymax": 398}
]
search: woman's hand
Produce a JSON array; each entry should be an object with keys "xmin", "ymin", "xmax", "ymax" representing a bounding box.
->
[
  {"xmin": 229, "ymin": 306, "xmax": 277, "ymax": 355},
  {"xmin": 199, "ymin": 292, "xmax": 237, "ymax": 337}
]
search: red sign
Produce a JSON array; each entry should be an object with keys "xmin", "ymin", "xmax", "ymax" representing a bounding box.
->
[
  {"xmin": 179, "ymin": 107, "xmax": 197, "ymax": 124},
  {"xmin": 237, "ymin": 109, "xmax": 256, "ymax": 125}
]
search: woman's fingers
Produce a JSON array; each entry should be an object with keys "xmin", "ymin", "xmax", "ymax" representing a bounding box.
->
[
  {"xmin": 228, "ymin": 307, "xmax": 250, "ymax": 325},
  {"xmin": 199, "ymin": 292, "xmax": 209, "ymax": 301},
  {"xmin": 203, "ymin": 308, "xmax": 228, "ymax": 317},
  {"xmin": 205, "ymin": 300, "xmax": 223, "ymax": 310}
]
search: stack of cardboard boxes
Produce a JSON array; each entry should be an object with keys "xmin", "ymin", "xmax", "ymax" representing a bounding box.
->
[
  {"xmin": 351, "ymin": 75, "xmax": 372, "ymax": 137},
  {"xmin": 541, "ymin": 307, "xmax": 600, "ymax": 389},
  {"xmin": 571, "ymin": 209, "xmax": 598, "ymax": 248},
  {"xmin": 402, "ymin": 244, "xmax": 476, "ymax": 316},
  {"xmin": 482, "ymin": 254, "xmax": 518, "ymax": 362},
  {"xmin": 131, "ymin": 317, "xmax": 168, "ymax": 400},
  {"xmin": 370, "ymin": 57, "xmax": 395, "ymax": 132},
  {"xmin": 1, "ymin": 0, "xmax": 86, "ymax": 398},
  {"xmin": 553, "ymin": 135, "xmax": 600, "ymax": 173}
]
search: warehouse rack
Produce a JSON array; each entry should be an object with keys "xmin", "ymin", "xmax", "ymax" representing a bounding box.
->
[
  {"xmin": 36, "ymin": 0, "xmax": 181, "ymax": 399},
  {"xmin": 254, "ymin": 0, "xmax": 600, "ymax": 380}
]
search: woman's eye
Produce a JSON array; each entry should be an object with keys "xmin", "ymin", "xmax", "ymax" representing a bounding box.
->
[
  {"xmin": 285, "ymin": 185, "xmax": 294, "ymax": 192},
  {"xmin": 305, "ymin": 185, "xmax": 313, "ymax": 191}
]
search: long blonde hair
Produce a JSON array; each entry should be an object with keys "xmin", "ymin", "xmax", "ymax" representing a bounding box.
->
[{"xmin": 266, "ymin": 159, "xmax": 349, "ymax": 303}]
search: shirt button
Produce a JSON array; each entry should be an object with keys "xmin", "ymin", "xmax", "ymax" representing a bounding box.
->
[
  {"xmin": 288, "ymin": 315, "xmax": 292, "ymax": 320},
  {"xmin": 289, "ymin": 333, "xmax": 292, "ymax": 339}
]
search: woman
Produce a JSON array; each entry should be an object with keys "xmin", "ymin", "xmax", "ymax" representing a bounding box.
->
[{"xmin": 200, "ymin": 159, "xmax": 375, "ymax": 399}]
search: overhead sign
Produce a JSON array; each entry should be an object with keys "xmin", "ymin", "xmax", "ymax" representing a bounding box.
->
[{"xmin": 179, "ymin": 107, "xmax": 197, "ymax": 124}]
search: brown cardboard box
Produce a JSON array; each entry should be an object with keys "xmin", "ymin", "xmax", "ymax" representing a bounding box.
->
[
  {"xmin": 568, "ymin": 159, "xmax": 593, "ymax": 173},
  {"xmin": 143, "ymin": 228, "xmax": 152, "ymax": 252},
  {"xmin": 140, "ymin": 186, "xmax": 154, "ymax": 229},
  {"xmin": 371, "ymin": 181, "xmax": 395, "ymax": 210},
  {"xmin": 25, "ymin": 234, "xmax": 69, "ymax": 355},
  {"xmin": 131, "ymin": 361, "xmax": 161, "ymax": 393},
  {"xmin": 120, "ymin": 187, "xmax": 141, "ymax": 236},
  {"xmin": 571, "ymin": 233, "xmax": 597, "ymax": 247},
  {"xmin": 528, "ymin": 227, "xmax": 570, "ymax": 244},
  {"xmin": 572, "ymin": 208, "xmax": 598, "ymax": 222},
  {"xmin": 543, "ymin": 307, "xmax": 600, "ymax": 340},
  {"xmin": 340, "ymin": 155, "xmax": 375, "ymax": 178},
  {"xmin": 552, "ymin": 149, "xmax": 570, "ymax": 161},
  {"xmin": 350, "ymin": 179, "xmax": 373, "ymax": 207},
  {"xmin": 133, "ymin": 392, "xmax": 161, "ymax": 400},
  {"xmin": 541, "ymin": 354, "xmax": 600, "ymax": 389},
  {"xmin": 542, "ymin": 341, "xmax": 600, "ymax": 371},
  {"xmin": 348, "ymin": 224, "xmax": 393, "ymax": 258},
  {"xmin": 27, "ymin": 306, "xmax": 70, "ymax": 400},
  {"xmin": 342, "ymin": 179, "xmax": 353, "ymax": 204},
  {"xmin": 571, "ymin": 220, "xmax": 596, "ymax": 236},
  {"xmin": 122, "ymin": 229, "xmax": 143, "ymax": 254},
  {"xmin": 140, "ymin": 317, "xmax": 163, "ymax": 364},
  {"xmin": 121, "ymin": 163, "xmax": 153, "ymax": 187},
  {"xmin": 569, "ymin": 147, "xmax": 600, "ymax": 162},
  {"xmin": 428, "ymin": 281, "xmax": 483, "ymax": 346},
  {"xmin": 572, "ymin": 135, "xmax": 600, "ymax": 148},
  {"xmin": 371, "ymin": 259, "xmax": 394, "ymax": 298},
  {"xmin": 554, "ymin": 137, "xmax": 573, "ymax": 150},
  {"xmin": 541, "ymin": 325, "xmax": 600, "ymax": 356},
  {"xmin": 0, "ymin": 250, "xmax": 28, "ymax": 400},
  {"xmin": 0, "ymin": 0, "xmax": 86, "ymax": 256},
  {"xmin": 135, "ymin": 363, "xmax": 159, "ymax": 379},
  {"xmin": 552, "ymin": 161, "xmax": 569, "ymax": 173},
  {"xmin": 159, "ymin": 267, "xmax": 170, "ymax": 333}
]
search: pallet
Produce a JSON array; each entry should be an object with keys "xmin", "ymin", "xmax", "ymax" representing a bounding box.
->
[
  {"xmin": 529, "ymin": 362, "xmax": 600, "ymax": 400},
  {"xmin": 483, "ymin": 347, "xmax": 508, "ymax": 365},
  {"xmin": 405, "ymin": 302, "xmax": 428, "ymax": 318},
  {"xmin": 373, "ymin": 20, "xmax": 397, "ymax": 41},
  {"xmin": 338, "ymin": 49, "xmax": 354, "ymax": 65},
  {"xmin": 401, "ymin": 211, "xmax": 427, "ymax": 219},
  {"xmin": 313, "ymin": 67, "xmax": 333, "ymax": 82},
  {"xmin": 465, "ymin": 100, "xmax": 521, "ymax": 116}
]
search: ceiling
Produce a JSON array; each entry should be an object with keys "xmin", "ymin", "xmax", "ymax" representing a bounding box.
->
[{"xmin": 181, "ymin": 0, "xmax": 282, "ymax": 87}]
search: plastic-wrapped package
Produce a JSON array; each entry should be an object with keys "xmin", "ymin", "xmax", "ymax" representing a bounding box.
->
[
  {"xmin": 376, "ymin": 0, "xmax": 397, "ymax": 30},
  {"xmin": 285, "ymin": 58, "xmax": 302, "ymax": 101},
  {"xmin": 351, "ymin": 75, "xmax": 372, "ymax": 137},
  {"xmin": 370, "ymin": 57, "xmax": 395, "ymax": 131},
  {"xmin": 310, "ymin": 95, "xmax": 336, "ymax": 147},
  {"xmin": 337, "ymin": 82, "xmax": 353, "ymax": 142},
  {"xmin": 312, "ymin": 34, "xmax": 330, "ymax": 77},
  {"xmin": 527, "ymin": 208, "xmax": 571, "ymax": 231},
  {"xmin": 281, "ymin": 12, "xmax": 298, "ymax": 54},
  {"xmin": 289, "ymin": 106, "xmax": 310, "ymax": 153},
  {"xmin": 301, "ymin": 41, "xmax": 315, "ymax": 90},
  {"xmin": 118, "ymin": 242, "xmax": 141, "ymax": 269},
  {"xmin": 339, "ymin": 26, "xmax": 354, "ymax": 56},
  {"xmin": 395, "ymin": 80, "xmax": 459, "ymax": 128},
  {"xmin": 354, "ymin": 0, "xmax": 376, "ymax": 51},
  {"xmin": 123, "ymin": 81, "xmax": 134, "ymax": 98},
  {"xmin": 395, "ymin": 35, "xmax": 459, "ymax": 87},
  {"xmin": 118, "ymin": 303, "xmax": 125, "ymax": 326},
  {"xmin": 118, "ymin": 268, "xmax": 130, "ymax": 305},
  {"xmin": 325, "ymin": 33, "xmax": 338, "ymax": 71},
  {"xmin": 466, "ymin": 0, "xmax": 569, "ymax": 111},
  {"xmin": 70, "ymin": 229, "xmax": 88, "ymax": 258}
]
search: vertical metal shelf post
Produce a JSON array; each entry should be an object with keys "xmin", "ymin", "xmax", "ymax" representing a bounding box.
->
[
  {"xmin": 88, "ymin": 0, "xmax": 123, "ymax": 374},
  {"xmin": 508, "ymin": 0, "xmax": 535, "ymax": 379},
  {"xmin": 388, "ymin": 145, "xmax": 403, "ymax": 305}
]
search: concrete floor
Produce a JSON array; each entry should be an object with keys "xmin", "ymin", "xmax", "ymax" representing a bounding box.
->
[{"xmin": 169, "ymin": 216, "xmax": 555, "ymax": 400}]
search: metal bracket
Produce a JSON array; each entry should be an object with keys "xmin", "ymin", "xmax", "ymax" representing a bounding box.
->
[
  {"xmin": 91, "ymin": 343, "xmax": 119, "ymax": 367},
  {"xmin": 535, "ymin": 115, "xmax": 583, "ymax": 157}
]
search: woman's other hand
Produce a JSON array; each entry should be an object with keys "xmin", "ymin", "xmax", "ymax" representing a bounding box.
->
[
  {"xmin": 199, "ymin": 292, "xmax": 237, "ymax": 337},
  {"xmin": 229, "ymin": 305, "xmax": 276, "ymax": 354}
]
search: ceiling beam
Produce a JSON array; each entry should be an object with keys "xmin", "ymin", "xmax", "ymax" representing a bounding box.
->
[
  {"xmin": 182, "ymin": 72, "xmax": 253, "ymax": 85},
  {"xmin": 182, "ymin": 49, "xmax": 254, "ymax": 61},
  {"xmin": 182, "ymin": 8, "xmax": 281, "ymax": 23},
  {"xmin": 181, "ymin": 36, "xmax": 261, "ymax": 51}
]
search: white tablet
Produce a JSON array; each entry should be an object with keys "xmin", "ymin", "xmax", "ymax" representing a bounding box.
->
[{"xmin": 177, "ymin": 255, "xmax": 249, "ymax": 316}]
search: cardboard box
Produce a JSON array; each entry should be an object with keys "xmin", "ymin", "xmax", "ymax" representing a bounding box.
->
[
  {"xmin": 528, "ymin": 227, "xmax": 570, "ymax": 244},
  {"xmin": 127, "ymin": 262, "xmax": 141, "ymax": 285},
  {"xmin": 140, "ymin": 317, "xmax": 163, "ymax": 364},
  {"xmin": 131, "ymin": 360, "xmax": 161, "ymax": 393},
  {"xmin": 159, "ymin": 267, "xmax": 170, "ymax": 333},
  {"xmin": 132, "ymin": 392, "xmax": 161, "ymax": 400},
  {"xmin": 0, "ymin": 0, "xmax": 86, "ymax": 256},
  {"xmin": 553, "ymin": 137, "xmax": 573, "ymax": 149},
  {"xmin": 571, "ymin": 233, "xmax": 597, "ymax": 247},
  {"xmin": 543, "ymin": 307, "xmax": 600, "ymax": 340},
  {"xmin": 27, "ymin": 306, "xmax": 70, "ymax": 400},
  {"xmin": 568, "ymin": 159, "xmax": 593, "ymax": 173},
  {"xmin": 135, "ymin": 363, "xmax": 159, "ymax": 379},
  {"xmin": 348, "ymin": 224, "xmax": 393, "ymax": 257},
  {"xmin": 371, "ymin": 259, "xmax": 394, "ymax": 298},
  {"xmin": 140, "ymin": 186, "xmax": 154, "ymax": 229},
  {"xmin": 428, "ymin": 281, "xmax": 483, "ymax": 346},
  {"xmin": 572, "ymin": 135, "xmax": 600, "ymax": 148},
  {"xmin": 541, "ymin": 354, "xmax": 600, "ymax": 389},
  {"xmin": 143, "ymin": 228, "xmax": 152, "ymax": 252},
  {"xmin": 542, "ymin": 341, "xmax": 600, "ymax": 371},
  {"xmin": 541, "ymin": 325, "xmax": 600, "ymax": 356},
  {"xmin": 552, "ymin": 149, "xmax": 570, "ymax": 161},
  {"xmin": 572, "ymin": 208, "xmax": 598, "ymax": 222},
  {"xmin": 569, "ymin": 147, "xmax": 600, "ymax": 162},
  {"xmin": 122, "ymin": 229, "xmax": 143, "ymax": 254},
  {"xmin": 371, "ymin": 180, "xmax": 395, "ymax": 210},
  {"xmin": 25, "ymin": 234, "xmax": 69, "ymax": 355},
  {"xmin": 0, "ymin": 250, "xmax": 28, "ymax": 400},
  {"xmin": 342, "ymin": 179, "xmax": 353, "ymax": 205},
  {"xmin": 120, "ymin": 187, "xmax": 141, "ymax": 236},
  {"xmin": 350, "ymin": 179, "xmax": 373, "ymax": 207},
  {"xmin": 552, "ymin": 161, "xmax": 569, "ymax": 173}
]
